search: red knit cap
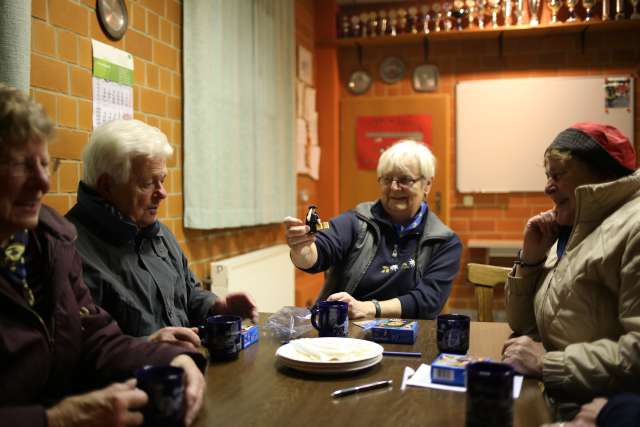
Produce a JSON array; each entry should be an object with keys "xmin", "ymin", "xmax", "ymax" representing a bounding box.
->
[
  {"xmin": 571, "ymin": 122, "xmax": 636, "ymax": 171},
  {"xmin": 548, "ymin": 122, "xmax": 636, "ymax": 177}
]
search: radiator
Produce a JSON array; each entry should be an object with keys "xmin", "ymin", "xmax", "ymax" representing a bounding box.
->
[{"xmin": 210, "ymin": 244, "xmax": 294, "ymax": 313}]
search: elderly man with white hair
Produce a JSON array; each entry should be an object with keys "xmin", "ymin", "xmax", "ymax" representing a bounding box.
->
[
  {"xmin": 284, "ymin": 140, "xmax": 462, "ymax": 320},
  {"xmin": 66, "ymin": 119, "xmax": 257, "ymax": 348}
]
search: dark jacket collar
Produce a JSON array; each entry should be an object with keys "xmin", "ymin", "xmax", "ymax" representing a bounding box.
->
[{"xmin": 67, "ymin": 182, "xmax": 161, "ymax": 245}]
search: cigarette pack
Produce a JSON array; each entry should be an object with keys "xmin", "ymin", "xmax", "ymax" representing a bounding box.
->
[
  {"xmin": 430, "ymin": 353, "xmax": 474, "ymax": 387},
  {"xmin": 370, "ymin": 319, "xmax": 418, "ymax": 344},
  {"xmin": 241, "ymin": 325, "xmax": 259, "ymax": 349}
]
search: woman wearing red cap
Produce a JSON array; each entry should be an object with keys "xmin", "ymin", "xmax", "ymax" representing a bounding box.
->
[{"xmin": 501, "ymin": 123, "xmax": 639, "ymax": 418}]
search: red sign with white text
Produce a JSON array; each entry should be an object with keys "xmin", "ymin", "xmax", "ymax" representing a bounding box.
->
[{"xmin": 356, "ymin": 115, "xmax": 432, "ymax": 170}]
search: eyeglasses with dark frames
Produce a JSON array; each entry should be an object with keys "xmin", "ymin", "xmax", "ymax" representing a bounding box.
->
[{"xmin": 377, "ymin": 175, "xmax": 424, "ymax": 188}]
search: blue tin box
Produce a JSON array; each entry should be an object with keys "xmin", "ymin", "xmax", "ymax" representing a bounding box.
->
[
  {"xmin": 241, "ymin": 325, "xmax": 259, "ymax": 349},
  {"xmin": 430, "ymin": 353, "xmax": 474, "ymax": 387},
  {"xmin": 370, "ymin": 319, "xmax": 418, "ymax": 344}
]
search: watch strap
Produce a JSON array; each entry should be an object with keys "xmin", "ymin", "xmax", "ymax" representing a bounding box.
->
[
  {"xmin": 371, "ymin": 299, "xmax": 382, "ymax": 318},
  {"xmin": 515, "ymin": 249, "xmax": 547, "ymax": 268}
]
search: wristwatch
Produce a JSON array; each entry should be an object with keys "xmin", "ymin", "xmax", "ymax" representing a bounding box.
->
[
  {"xmin": 371, "ymin": 299, "xmax": 382, "ymax": 318},
  {"xmin": 513, "ymin": 249, "xmax": 547, "ymax": 268}
]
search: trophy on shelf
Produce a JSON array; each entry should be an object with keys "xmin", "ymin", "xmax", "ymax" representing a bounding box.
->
[
  {"xmin": 503, "ymin": 0, "xmax": 513, "ymax": 25},
  {"xmin": 339, "ymin": 15, "xmax": 350, "ymax": 38},
  {"xmin": 632, "ymin": 0, "xmax": 640, "ymax": 18},
  {"xmin": 408, "ymin": 6, "xmax": 419, "ymax": 33},
  {"xmin": 515, "ymin": 0, "xmax": 525, "ymax": 24},
  {"xmin": 583, "ymin": 0, "xmax": 597, "ymax": 20},
  {"xmin": 602, "ymin": 0, "xmax": 610, "ymax": 20},
  {"xmin": 420, "ymin": 5, "xmax": 432, "ymax": 33},
  {"xmin": 477, "ymin": 0, "xmax": 488, "ymax": 28},
  {"xmin": 388, "ymin": 9, "xmax": 398, "ymax": 36},
  {"xmin": 379, "ymin": 10, "xmax": 389, "ymax": 35},
  {"xmin": 615, "ymin": 0, "xmax": 625, "ymax": 19},
  {"xmin": 452, "ymin": 0, "xmax": 469, "ymax": 29},
  {"xmin": 566, "ymin": 0, "xmax": 579, "ymax": 21},
  {"xmin": 528, "ymin": 0, "xmax": 541, "ymax": 25},
  {"xmin": 443, "ymin": 2, "xmax": 454, "ymax": 30},
  {"xmin": 488, "ymin": 0, "xmax": 501, "ymax": 27},
  {"xmin": 548, "ymin": 0, "xmax": 563, "ymax": 23},
  {"xmin": 397, "ymin": 8, "xmax": 408, "ymax": 33},
  {"xmin": 350, "ymin": 15, "xmax": 361, "ymax": 37},
  {"xmin": 368, "ymin": 12, "xmax": 379, "ymax": 36},
  {"xmin": 466, "ymin": 0, "xmax": 478, "ymax": 27},
  {"xmin": 433, "ymin": 3, "xmax": 443, "ymax": 31},
  {"xmin": 359, "ymin": 12, "xmax": 370, "ymax": 37}
]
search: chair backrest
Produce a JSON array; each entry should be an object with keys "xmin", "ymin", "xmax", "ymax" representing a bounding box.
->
[{"xmin": 466, "ymin": 263, "xmax": 511, "ymax": 322}]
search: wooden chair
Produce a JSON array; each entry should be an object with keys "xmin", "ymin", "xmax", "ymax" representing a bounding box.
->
[{"xmin": 466, "ymin": 263, "xmax": 511, "ymax": 322}]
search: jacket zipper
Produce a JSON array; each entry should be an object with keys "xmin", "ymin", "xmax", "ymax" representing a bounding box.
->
[{"xmin": 28, "ymin": 305, "xmax": 55, "ymax": 350}]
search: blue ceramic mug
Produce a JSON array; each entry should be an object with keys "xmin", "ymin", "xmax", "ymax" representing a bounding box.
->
[
  {"xmin": 135, "ymin": 365, "xmax": 185, "ymax": 427},
  {"xmin": 310, "ymin": 300, "xmax": 349, "ymax": 337},
  {"xmin": 437, "ymin": 313, "xmax": 470, "ymax": 355},
  {"xmin": 199, "ymin": 314, "xmax": 242, "ymax": 361},
  {"xmin": 465, "ymin": 361, "xmax": 514, "ymax": 427}
]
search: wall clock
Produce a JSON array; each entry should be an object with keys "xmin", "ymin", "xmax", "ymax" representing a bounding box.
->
[{"xmin": 97, "ymin": 0, "xmax": 128, "ymax": 41}]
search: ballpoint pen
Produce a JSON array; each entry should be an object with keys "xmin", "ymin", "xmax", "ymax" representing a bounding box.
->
[
  {"xmin": 331, "ymin": 379, "xmax": 393, "ymax": 398},
  {"xmin": 382, "ymin": 351, "xmax": 422, "ymax": 357}
]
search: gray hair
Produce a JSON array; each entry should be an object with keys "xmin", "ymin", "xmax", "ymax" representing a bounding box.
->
[
  {"xmin": 82, "ymin": 119, "xmax": 173, "ymax": 186},
  {"xmin": 0, "ymin": 84, "xmax": 54, "ymax": 153},
  {"xmin": 377, "ymin": 139, "xmax": 436, "ymax": 180}
]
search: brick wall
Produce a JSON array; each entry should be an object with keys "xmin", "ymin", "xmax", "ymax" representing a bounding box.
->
[
  {"xmin": 31, "ymin": 0, "xmax": 283, "ymax": 284},
  {"xmin": 335, "ymin": 24, "xmax": 640, "ymax": 311},
  {"xmin": 294, "ymin": 0, "xmax": 325, "ymax": 307}
]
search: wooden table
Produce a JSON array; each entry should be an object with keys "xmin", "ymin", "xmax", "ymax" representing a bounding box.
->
[{"xmin": 195, "ymin": 315, "xmax": 551, "ymax": 427}]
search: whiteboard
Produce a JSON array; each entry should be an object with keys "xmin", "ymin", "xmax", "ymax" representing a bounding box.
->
[{"xmin": 456, "ymin": 76, "xmax": 634, "ymax": 193}]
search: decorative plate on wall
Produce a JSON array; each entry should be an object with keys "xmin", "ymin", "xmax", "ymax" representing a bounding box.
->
[
  {"xmin": 97, "ymin": 0, "xmax": 129, "ymax": 41},
  {"xmin": 347, "ymin": 70, "xmax": 373, "ymax": 95},
  {"xmin": 379, "ymin": 56, "xmax": 405, "ymax": 84}
]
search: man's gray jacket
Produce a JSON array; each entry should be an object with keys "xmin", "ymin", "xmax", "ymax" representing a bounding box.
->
[{"xmin": 66, "ymin": 182, "xmax": 215, "ymax": 336}]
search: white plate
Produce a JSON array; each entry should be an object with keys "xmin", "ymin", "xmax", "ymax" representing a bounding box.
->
[
  {"xmin": 278, "ymin": 354, "xmax": 383, "ymax": 375},
  {"xmin": 276, "ymin": 338, "xmax": 384, "ymax": 374}
]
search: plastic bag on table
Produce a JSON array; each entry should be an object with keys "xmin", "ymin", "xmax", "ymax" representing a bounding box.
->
[{"xmin": 264, "ymin": 306, "xmax": 312, "ymax": 341}]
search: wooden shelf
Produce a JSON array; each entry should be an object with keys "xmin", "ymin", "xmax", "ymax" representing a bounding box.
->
[{"xmin": 317, "ymin": 19, "xmax": 640, "ymax": 47}]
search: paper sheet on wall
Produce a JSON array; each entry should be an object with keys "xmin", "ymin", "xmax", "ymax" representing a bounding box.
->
[
  {"xmin": 296, "ymin": 80, "xmax": 305, "ymax": 118},
  {"xmin": 308, "ymin": 145, "xmax": 321, "ymax": 180},
  {"xmin": 296, "ymin": 141, "xmax": 308, "ymax": 175},
  {"xmin": 308, "ymin": 112, "xmax": 318, "ymax": 147},
  {"xmin": 91, "ymin": 39, "xmax": 134, "ymax": 128},
  {"xmin": 304, "ymin": 87, "xmax": 316, "ymax": 121}
]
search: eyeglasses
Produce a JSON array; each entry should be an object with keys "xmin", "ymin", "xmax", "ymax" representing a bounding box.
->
[
  {"xmin": 377, "ymin": 175, "xmax": 424, "ymax": 188},
  {"xmin": 0, "ymin": 157, "xmax": 61, "ymax": 178}
]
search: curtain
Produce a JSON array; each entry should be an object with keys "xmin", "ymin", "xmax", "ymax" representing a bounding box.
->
[{"xmin": 183, "ymin": 0, "xmax": 295, "ymax": 229}]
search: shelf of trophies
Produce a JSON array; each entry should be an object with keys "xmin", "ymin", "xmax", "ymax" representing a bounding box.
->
[{"xmin": 318, "ymin": 0, "xmax": 640, "ymax": 48}]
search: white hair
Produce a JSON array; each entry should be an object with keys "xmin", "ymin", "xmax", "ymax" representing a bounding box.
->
[
  {"xmin": 377, "ymin": 139, "xmax": 436, "ymax": 180},
  {"xmin": 82, "ymin": 119, "xmax": 173, "ymax": 186}
]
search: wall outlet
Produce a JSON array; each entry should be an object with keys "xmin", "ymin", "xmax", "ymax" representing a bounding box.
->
[{"xmin": 462, "ymin": 195, "xmax": 474, "ymax": 207}]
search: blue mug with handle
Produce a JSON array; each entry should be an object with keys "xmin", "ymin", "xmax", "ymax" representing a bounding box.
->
[
  {"xmin": 310, "ymin": 300, "xmax": 349, "ymax": 337},
  {"xmin": 437, "ymin": 313, "xmax": 470, "ymax": 355},
  {"xmin": 198, "ymin": 315, "xmax": 242, "ymax": 361},
  {"xmin": 135, "ymin": 365, "xmax": 185, "ymax": 427}
]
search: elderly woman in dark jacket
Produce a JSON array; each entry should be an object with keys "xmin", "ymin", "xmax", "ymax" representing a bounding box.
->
[
  {"xmin": 0, "ymin": 85, "xmax": 205, "ymax": 427},
  {"xmin": 284, "ymin": 140, "xmax": 462, "ymax": 320}
]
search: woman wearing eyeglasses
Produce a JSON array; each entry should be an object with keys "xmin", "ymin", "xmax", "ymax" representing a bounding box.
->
[
  {"xmin": 0, "ymin": 85, "xmax": 206, "ymax": 427},
  {"xmin": 284, "ymin": 140, "xmax": 462, "ymax": 320}
]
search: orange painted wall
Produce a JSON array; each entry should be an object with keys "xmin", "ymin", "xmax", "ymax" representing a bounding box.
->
[
  {"xmin": 31, "ymin": 0, "xmax": 283, "ymax": 285},
  {"xmin": 333, "ymin": 22, "xmax": 640, "ymax": 310},
  {"xmin": 28, "ymin": 0, "xmax": 640, "ymax": 313}
]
